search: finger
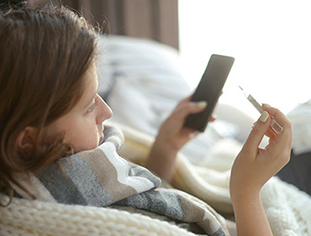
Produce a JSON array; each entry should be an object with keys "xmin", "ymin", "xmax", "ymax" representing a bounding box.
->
[
  {"xmin": 262, "ymin": 104, "xmax": 292, "ymax": 143},
  {"xmin": 260, "ymin": 105, "xmax": 292, "ymax": 159},
  {"xmin": 168, "ymin": 102, "xmax": 207, "ymax": 126},
  {"xmin": 262, "ymin": 104, "xmax": 291, "ymax": 129},
  {"xmin": 252, "ymin": 121, "xmax": 276, "ymax": 140},
  {"xmin": 174, "ymin": 95, "xmax": 197, "ymax": 112},
  {"xmin": 209, "ymin": 115, "xmax": 217, "ymax": 122},
  {"xmin": 243, "ymin": 111, "xmax": 271, "ymax": 155},
  {"xmin": 265, "ymin": 128, "xmax": 276, "ymax": 140},
  {"xmin": 179, "ymin": 95, "xmax": 193, "ymax": 104},
  {"xmin": 174, "ymin": 100, "xmax": 207, "ymax": 118}
]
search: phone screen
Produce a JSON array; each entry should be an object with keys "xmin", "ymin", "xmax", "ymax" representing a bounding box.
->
[{"xmin": 184, "ymin": 54, "xmax": 235, "ymax": 132}]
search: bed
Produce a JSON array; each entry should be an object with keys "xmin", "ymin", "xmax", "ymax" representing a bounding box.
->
[{"xmin": 94, "ymin": 33, "xmax": 311, "ymax": 235}]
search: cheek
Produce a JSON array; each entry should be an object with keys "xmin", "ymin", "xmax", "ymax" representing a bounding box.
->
[
  {"xmin": 46, "ymin": 113, "xmax": 101, "ymax": 152},
  {"xmin": 47, "ymin": 119, "xmax": 79, "ymax": 146},
  {"xmin": 67, "ymin": 118, "xmax": 100, "ymax": 151}
]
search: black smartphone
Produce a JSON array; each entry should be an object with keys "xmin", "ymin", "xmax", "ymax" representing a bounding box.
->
[{"xmin": 184, "ymin": 54, "xmax": 235, "ymax": 132}]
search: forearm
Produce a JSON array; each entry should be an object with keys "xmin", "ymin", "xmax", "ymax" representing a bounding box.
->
[
  {"xmin": 229, "ymin": 105, "xmax": 292, "ymax": 236},
  {"xmin": 144, "ymin": 97, "xmax": 206, "ymax": 182},
  {"xmin": 232, "ymin": 192, "xmax": 273, "ymax": 236},
  {"xmin": 145, "ymin": 139, "xmax": 178, "ymax": 183}
]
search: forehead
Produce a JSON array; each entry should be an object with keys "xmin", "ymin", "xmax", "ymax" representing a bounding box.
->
[
  {"xmin": 84, "ymin": 62, "xmax": 98, "ymax": 86},
  {"xmin": 76, "ymin": 63, "xmax": 98, "ymax": 108}
]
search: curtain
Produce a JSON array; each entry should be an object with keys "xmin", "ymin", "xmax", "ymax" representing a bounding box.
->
[{"xmin": 62, "ymin": 0, "xmax": 179, "ymax": 49}]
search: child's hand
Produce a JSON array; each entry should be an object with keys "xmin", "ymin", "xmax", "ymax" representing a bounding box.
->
[
  {"xmin": 155, "ymin": 96, "xmax": 211, "ymax": 152},
  {"xmin": 146, "ymin": 96, "xmax": 213, "ymax": 182},
  {"xmin": 230, "ymin": 105, "xmax": 292, "ymax": 199},
  {"xmin": 229, "ymin": 105, "xmax": 292, "ymax": 235}
]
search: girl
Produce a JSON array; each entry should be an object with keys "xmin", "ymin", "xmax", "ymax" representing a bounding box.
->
[{"xmin": 0, "ymin": 5, "xmax": 292, "ymax": 236}]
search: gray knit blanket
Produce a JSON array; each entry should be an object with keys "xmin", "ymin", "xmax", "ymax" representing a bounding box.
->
[{"xmin": 12, "ymin": 126, "xmax": 229, "ymax": 236}]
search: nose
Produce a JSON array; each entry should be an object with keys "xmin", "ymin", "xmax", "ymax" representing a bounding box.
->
[{"xmin": 96, "ymin": 94, "xmax": 113, "ymax": 124}]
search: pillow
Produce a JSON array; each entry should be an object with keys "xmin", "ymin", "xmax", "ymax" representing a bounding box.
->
[{"xmin": 96, "ymin": 34, "xmax": 190, "ymax": 100}]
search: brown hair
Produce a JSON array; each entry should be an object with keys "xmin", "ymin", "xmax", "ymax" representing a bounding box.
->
[{"xmin": 0, "ymin": 6, "xmax": 99, "ymax": 205}]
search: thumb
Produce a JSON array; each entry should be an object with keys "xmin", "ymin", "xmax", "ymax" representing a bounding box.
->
[{"xmin": 243, "ymin": 111, "xmax": 271, "ymax": 154}]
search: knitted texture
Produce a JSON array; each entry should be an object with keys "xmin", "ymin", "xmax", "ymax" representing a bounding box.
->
[
  {"xmin": 0, "ymin": 194, "xmax": 196, "ymax": 236},
  {"xmin": 6, "ymin": 126, "xmax": 229, "ymax": 236},
  {"xmin": 261, "ymin": 177, "xmax": 311, "ymax": 236},
  {"xmin": 3, "ymin": 123, "xmax": 311, "ymax": 235},
  {"xmin": 118, "ymin": 123, "xmax": 311, "ymax": 236}
]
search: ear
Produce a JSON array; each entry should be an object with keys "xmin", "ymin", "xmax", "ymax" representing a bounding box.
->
[{"xmin": 15, "ymin": 127, "xmax": 36, "ymax": 151}]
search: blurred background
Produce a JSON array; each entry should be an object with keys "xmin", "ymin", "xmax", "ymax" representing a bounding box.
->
[
  {"xmin": 178, "ymin": 0, "xmax": 311, "ymax": 118},
  {"xmin": 2, "ymin": 0, "xmax": 310, "ymax": 118}
]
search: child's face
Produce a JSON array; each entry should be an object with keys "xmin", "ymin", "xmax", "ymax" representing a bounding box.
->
[{"xmin": 48, "ymin": 62, "xmax": 112, "ymax": 152}]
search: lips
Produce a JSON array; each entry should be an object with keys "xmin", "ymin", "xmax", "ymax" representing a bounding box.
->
[
  {"xmin": 98, "ymin": 124, "xmax": 105, "ymax": 145},
  {"xmin": 99, "ymin": 133, "xmax": 104, "ymax": 144}
]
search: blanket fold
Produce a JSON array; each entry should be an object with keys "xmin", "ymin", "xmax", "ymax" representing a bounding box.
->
[{"xmin": 12, "ymin": 126, "xmax": 229, "ymax": 236}]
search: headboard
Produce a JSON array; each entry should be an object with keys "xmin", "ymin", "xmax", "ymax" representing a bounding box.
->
[{"xmin": 62, "ymin": 0, "xmax": 179, "ymax": 49}]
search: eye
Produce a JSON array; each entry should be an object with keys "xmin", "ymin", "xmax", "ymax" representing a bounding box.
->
[{"xmin": 86, "ymin": 98, "xmax": 97, "ymax": 113}]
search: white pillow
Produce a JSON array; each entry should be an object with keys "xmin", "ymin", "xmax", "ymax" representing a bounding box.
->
[{"xmin": 96, "ymin": 35, "xmax": 190, "ymax": 99}]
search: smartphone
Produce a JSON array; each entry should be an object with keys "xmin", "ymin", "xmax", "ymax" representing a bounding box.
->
[{"xmin": 184, "ymin": 54, "xmax": 235, "ymax": 132}]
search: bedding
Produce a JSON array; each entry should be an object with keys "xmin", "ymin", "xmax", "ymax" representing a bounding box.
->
[
  {"xmin": 287, "ymin": 99, "xmax": 311, "ymax": 155},
  {"xmin": 96, "ymin": 34, "xmax": 311, "ymax": 235},
  {"xmin": 97, "ymin": 35, "xmax": 253, "ymax": 165},
  {"xmin": 2, "ymin": 125, "xmax": 309, "ymax": 236},
  {"xmin": 10, "ymin": 126, "xmax": 230, "ymax": 236},
  {"xmin": 117, "ymin": 122, "xmax": 311, "ymax": 236},
  {"xmin": 276, "ymin": 101, "xmax": 311, "ymax": 196}
]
